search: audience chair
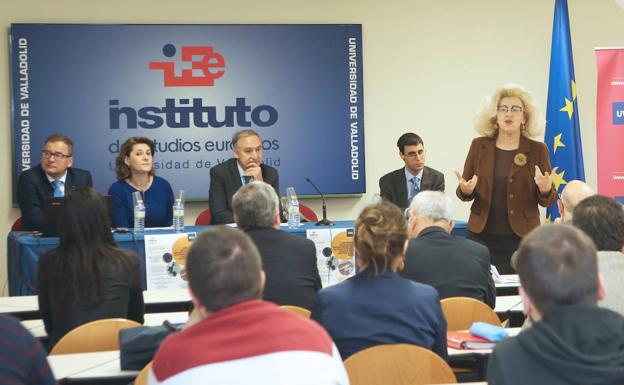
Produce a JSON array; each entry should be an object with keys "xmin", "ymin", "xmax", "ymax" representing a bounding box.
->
[
  {"xmin": 134, "ymin": 361, "xmax": 152, "ymax": 385},
  {"xmin": 50, "ymin": 318, "xmax": 141, "ymax": 355},
  {"xmin": 441, "ymin": 297, "xmax": 502, "ymax": 381},
  {"xmin": 344, "ymin": 343, "xmax": 456, "ymax": 385},
  {"xmin": 11, "ymin": 217, "xmax": 23, "ymax": 231},
  {"xmin": 195, "ymin": 208, "xmax": 212, "ymax": 226},
  {"xmin": 299, "ymin": 203, "xmax": 319, "ymax": 223},
  {"xmin": 279, "ymin": 305, "xmax": 312, "ymax": 318},
  {"xmin": 441, "ymin": 297, "xmax": 502, "ymax": 331}
]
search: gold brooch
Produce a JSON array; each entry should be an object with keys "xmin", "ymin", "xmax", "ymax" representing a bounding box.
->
[{"xmin": 514, "ymin": 153, "xmax": 527, "ymax": 167}]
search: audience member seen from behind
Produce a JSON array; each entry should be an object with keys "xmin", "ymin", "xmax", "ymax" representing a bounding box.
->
[
  {"xmin": 37, "ymin": 188, "xmax": 144, "ymax": 349},
  {"xmin": 311, "ymin": 201, "xmax": 447, "ymax": 360},
  {"xmin": 17, "ymin": 133, "xmax": 93, "ymax": 231},
  {"xmin": 555, "ymin": 180, "xmax": 595, "ymax": 224},
  {"xmin": 401, "ymin": 191, "xmax": 495, "ymax": 308},
  {"xmin": 109, "ymin": 136, "xmax": 174, "ymax": 229},
  {"xmin": 455, "ymin": 85, "xmax": 557, "ymax": 274},
  {"xmin": 487, "ymin": 225, "xmax": 624, "ymax": 385},
  {"xmin": 509, "ymin": 180, "xmax": 594, "ymax": 271},
  {"xmin": 572, "ymin": 195, "xmax": 624, "ymax": 316},
  {"xmin": 0, "ymin": 314, "xmax": 56, "ymax": 385},
  {"xmin": 150, "ymin": 226, "xmax": 348, "ymax": 385},
  {"xmin": 232, "ymin": 181, "xmax": 321, "ymax": 310}
]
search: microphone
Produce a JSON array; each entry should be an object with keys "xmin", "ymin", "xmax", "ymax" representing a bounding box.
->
[{"xmin": 305, "ymin": 177, "xmax": 334, "ymax": 226}]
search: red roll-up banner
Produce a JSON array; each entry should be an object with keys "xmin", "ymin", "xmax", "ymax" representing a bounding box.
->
[{"xmin": 596, "ymin": 48, "xmax": 624, "ymax": 202}]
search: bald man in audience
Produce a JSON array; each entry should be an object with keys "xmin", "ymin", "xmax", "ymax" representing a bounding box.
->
[
  {"xmin": 572, "ymin": 195, "xmax": 624, "ymax": 316},
  {"xmin": 487, "ymin": 225, "xmax": 624, "ymax": 384},
  {"xmin": 510, "ymin": 180, "xmax": 594, "ymax": 270},
  {"xmin": 555, "ymin": 179, "xmax": 595, "ymax": 223}
]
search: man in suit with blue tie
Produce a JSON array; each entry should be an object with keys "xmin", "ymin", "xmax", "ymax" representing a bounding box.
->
[
  {"xmin": 17, "ymin": 134, "xmax": 93, "ymax": 231},
  {"xmin": 379, "ymin": 133, "xmax": 445, "ymax": 211}
]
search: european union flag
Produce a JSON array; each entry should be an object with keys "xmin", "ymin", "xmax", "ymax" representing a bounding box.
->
[{"xmin": 545, "ymin": 0, "xmax": 585, "ymax": 221}]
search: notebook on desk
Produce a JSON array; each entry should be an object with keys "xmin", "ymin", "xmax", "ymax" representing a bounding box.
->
[
  {"xmin": 447, "ymin": 331, "xmax": 496, "ymax": 349},
  {"xmin": 42, "ymin": 195, "xmax": 113, "ymax": 237}
]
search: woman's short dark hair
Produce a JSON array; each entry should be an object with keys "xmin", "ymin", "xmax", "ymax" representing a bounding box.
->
[
  {"xmin": 354, "ymin": 201, "xmax": 407, "ymax": 273},
  {"xmin": 115, "ymin": 137, "xmax": 156, "ymax": 180}
]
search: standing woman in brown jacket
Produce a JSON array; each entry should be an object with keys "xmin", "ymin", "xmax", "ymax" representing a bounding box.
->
[{"xmin": 455, "ymin": 85, "xmax": 557, "ymax": 274}]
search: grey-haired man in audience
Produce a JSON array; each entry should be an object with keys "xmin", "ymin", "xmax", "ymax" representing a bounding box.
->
[
  {"xmin": 401, "ymin": 191, "xmax": 495, "ymax": 308},
  {"xmin": 232, "ymin": 181, "xmax": 321, "ymax": 310}
]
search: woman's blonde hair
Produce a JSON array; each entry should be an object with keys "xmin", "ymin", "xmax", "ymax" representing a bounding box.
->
[
  {"xmin": 354, "ymin": 201, "xmax": 407, "ymax": 273},
  {"xmin": 474, "ymin": 84, "xmax": 544, "ymax": 138}
]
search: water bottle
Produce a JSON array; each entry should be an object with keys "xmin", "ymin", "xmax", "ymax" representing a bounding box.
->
[
  {"xmin": 133, "ymin": 191, "xmax": 146, "ymax": 233},
  {"xmin": 173, "ymin": 190, "xmax": 185, "ymax": 232},
  {"xmin": 286, "ymin": 187, "xmax": 300, "ymax": 228}
]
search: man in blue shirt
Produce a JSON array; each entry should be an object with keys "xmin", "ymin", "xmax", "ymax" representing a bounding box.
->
[
  {"xmin": 379, "ymin": 132, "xmax": 444, "ymax": 210},
  {"xmin": 17, "ymin": 133, "xmax": 93, "ymax": 231}
]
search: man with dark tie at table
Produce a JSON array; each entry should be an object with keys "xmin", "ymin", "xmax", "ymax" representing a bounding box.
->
[
  {"xmin": 379, "ymin": 132, "xmax": 445, "ymax": 210},
  {"xmin": 209, "ymin": 129, "xmax": 279, "ymax": 224},
  {"xmin": 17, "ymin": 133, "xmax": 93, "ymax": 231}
]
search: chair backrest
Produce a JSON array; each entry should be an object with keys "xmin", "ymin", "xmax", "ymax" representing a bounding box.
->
[
  {"xmin": 195, "ymin": 208, "xmax": 212, "ymax": 226},
  {"xmin": 344, "ymin": 343, "xmax": 456, "ymax": 385},
  {"xmin": 440, "ymin": 296, "xmax": 502, "ymax": 330},
  {"xmin": 50, "ymin": 318, "xmax": 141, "ymax": 355},
  {"xmin": 279, "ymin": 305, "xmax": 311, "ymax": 318},
  {"xmin": 299, "ymin": 203, "xmax": 318, "ymax": 223},
  {"xmin": 134, "ymin": 361, "xmax": 152, "ymax": 385},
  {"xmin": 11, "ymin": 217, "xmax": 23, "ymax": 231}
]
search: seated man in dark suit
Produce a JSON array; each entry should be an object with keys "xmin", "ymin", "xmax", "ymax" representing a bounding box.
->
[
  {"xmin": 17, "ymin": 133, "xmax": 93, "ymax": 231},
  {"xmin": 209, "ymin": 129, "xmax": 279, "ymax": 224},
  {"xmin": 400, "ymin": 191, "xmax": 495, "ymax": 308},
  {"xmin": 379, "ymin": 132, "xmax": 444, "ymax": 210},
  {"xmin": 487, "ymin": 225, "xmax": 624, "ymax": 385},
  {"xmin": 232, "ymin": 181, "xmax": 321, "ymax": 310}
]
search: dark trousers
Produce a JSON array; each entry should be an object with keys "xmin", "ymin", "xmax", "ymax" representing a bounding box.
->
[{"xmin": 467, "ymin": 231, "xmax": 521, "ymax": 274}]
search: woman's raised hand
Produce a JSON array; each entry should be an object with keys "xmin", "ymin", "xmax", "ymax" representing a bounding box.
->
[{"xmin": 454, "ymin": 170, "xmax": 478, "ymax": 196}]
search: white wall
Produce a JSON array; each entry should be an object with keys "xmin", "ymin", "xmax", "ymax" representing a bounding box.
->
[{"xmin": 2, "ymin": 0, "xmax": 623, "ymax": 294}]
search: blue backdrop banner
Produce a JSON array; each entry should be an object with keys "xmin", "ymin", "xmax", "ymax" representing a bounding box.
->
[{"xmin": 10, "ymin": 24, "xmax": 365, "ymax": 200}]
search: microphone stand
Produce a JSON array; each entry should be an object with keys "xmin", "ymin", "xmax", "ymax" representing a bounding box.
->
[{"xmin": 305, "ymin": 177, "xmax": 334, "ymax": 226}]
